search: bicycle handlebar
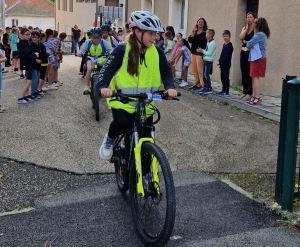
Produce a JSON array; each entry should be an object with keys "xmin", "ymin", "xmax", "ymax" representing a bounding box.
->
[{"xmin": 111, "ymin": 90, "xmax": 181, "ymax": 103}]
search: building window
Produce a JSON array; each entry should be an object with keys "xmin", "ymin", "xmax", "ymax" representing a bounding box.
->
[
  {"xmin": 58, "ymin": 0, "xmax": 60, "ymax": 10},
  {"xmin": 69, "ymin": 0, "xmax": 73, "ymax": 12},
  {"xmin": 51, "ymin": 20, "xmax": 55, "ymax": 29},
  {"xmin": 12, "ymin": 19, "xmax": 19, "ymax": 26},
  {"xmin": 33, "ymin": 19, "xmax": 42, "ymax": 28},
  {"xmin": 179, "ymin": 0, "xmax": 185, "ymax": 30},
  {"xmin": 143, "ymin": 0, "xmax": 152, "ymax": 12},
  {"xmin": 63, "ymin": 0, "xmax": 67, "ymax": 11}
]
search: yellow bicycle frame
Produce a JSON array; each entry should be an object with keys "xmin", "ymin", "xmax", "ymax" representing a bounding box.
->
[{"xmin": 134, "ymin": 138, "xmax": 160, "ymax": 197}]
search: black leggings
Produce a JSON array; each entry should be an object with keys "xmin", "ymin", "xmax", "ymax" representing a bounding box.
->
[
  {"xmin": 4, "ymin": 48, "xmax": 11, "ymax": 66},
  {"xmin": 79, "ymin": 54, "xmax": 87, "ymax": 73},
  {"xmin": 108, "ymin": 108, "xmax": 153, "ymax": 140},
  {"xmin": 240, "ymin": 50, "xmax": 252, "ymax": 95}
]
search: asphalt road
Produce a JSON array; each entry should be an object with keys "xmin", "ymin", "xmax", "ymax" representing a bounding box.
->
[{"xmin": 2, "ymin": 172, "xmax": 300, "ymax": 247}]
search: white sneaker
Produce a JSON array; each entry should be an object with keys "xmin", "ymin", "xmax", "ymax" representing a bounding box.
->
[
  {"xmin": 47, "ymin": 84, "xmax": 58, "ymax": 90},
  {"xmin": 83, "ymin": 87, "xmax": 90, "ymax": 95},
  {"xmin": 179, "ymin": 81, "xmax": 189, "ymax": 88},
  {"xmin": 99, "ymin": 134, "xmax": 114, "ymax": 160},
  {"xmin": 41, "ymin": 86, "xmax": 49, "ymax": 91},
  {"xmin": 52, "ymin": 82, "xmax": 60, "ymax": 87}
]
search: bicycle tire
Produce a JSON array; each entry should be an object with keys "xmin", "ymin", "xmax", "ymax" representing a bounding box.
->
[
  {"xmin": 114, "ymin": 135, "xmax": 129, "ymax": 192},
  {"xmin": 94, "ymin": 78, "xmax": 100, "ymax": 121},
  {"xmin": 129, "ymin": 142, "xmax": 176, "ymax": 247},
  {"xmin": 90, "ymin": 76, "xmax": 95, "ymax": 109}
]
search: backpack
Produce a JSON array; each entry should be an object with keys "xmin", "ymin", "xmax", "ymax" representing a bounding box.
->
[{"xmin": 87, "ymin": 40, "xmax": 106, "ymax": 55}]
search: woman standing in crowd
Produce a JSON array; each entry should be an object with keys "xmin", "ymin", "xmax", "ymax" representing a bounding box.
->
[
  {"xmin": 246, "ymin": 17, "xmax": 270, "ymax": 105},
  {"xmin": 239, "ymin": 12, "xmax": 256, "ymax": 100},
  {"xmin": 188, "ymin": 18, "xmax": 208, "ymax": 90},
  {"xmin": 71, "ymin": 24, "xmax": 81, "ymax": 56}
]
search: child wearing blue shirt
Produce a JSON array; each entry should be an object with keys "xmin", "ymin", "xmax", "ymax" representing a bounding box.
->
[
  {"xmin": 197, "ymin": 29, "xmax": 216, "ymax": 95},
  {"xmin": 217, "ymin": 30, "xmax": 234, "ymax": 96}
]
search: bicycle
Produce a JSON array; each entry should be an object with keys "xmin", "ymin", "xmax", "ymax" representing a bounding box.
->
[
  {"xmin": 88, "ymin": 54, "xmax": 108, "ymax": 121},
  {"xmin": 110, "ymin": 90, "xmax": 180, "ymax": 247}
]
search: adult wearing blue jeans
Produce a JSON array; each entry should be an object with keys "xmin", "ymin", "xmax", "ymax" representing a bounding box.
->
[{"xmin": 71, "ymin": 24, "xmax": 82, "ymax": 56}]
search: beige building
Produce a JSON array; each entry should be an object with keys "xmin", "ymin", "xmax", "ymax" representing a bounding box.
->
[
  {"xmin": 5, "ymin": 0, "xmax": 55, "ymax": 30},
  {"xmin": 56, "ymin": 0, "xmax": 123, "ymax": 39},
  {"xmin": 56, "ymin": 0, "xmax": 300, "ymax": 96}
]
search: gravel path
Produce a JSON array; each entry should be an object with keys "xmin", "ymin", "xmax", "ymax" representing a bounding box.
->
[{"xmin": 0, "ymin": 55, "xmax": 280, "ymax": 175}]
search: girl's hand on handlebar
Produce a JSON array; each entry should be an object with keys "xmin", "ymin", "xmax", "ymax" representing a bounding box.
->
[
  {"xmin": 166, "ymin": 89, "xmax": 178, "ymax": 98},
  {"xmin": 100, "ymin": 88, "xmax": 113, "ymax": 98}
]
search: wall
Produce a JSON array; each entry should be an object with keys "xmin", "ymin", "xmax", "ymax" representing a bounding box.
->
[
  {"xmin": 187, "ymin": 0, "xmax": 246, "ymax": 88},
  {"xmin": 258, "ymin": 0, "xmax": 300, "ymax": 96},
  {"xmin": 121, "ymin": 0, "xmax": 300, "ymax": 96},
  {"xmin": 5, "ymin": 16, "xmax": 55, "ymax": 30},
  {"xmin": 153, "ymin": 0, "xmax": 169, "ymax": 28},
  {"xmin": 127, "ymin": 0, "xmax": 141, "ymax": 18},
  {"xmin": 56, "ymin": 0, "xmax": 106, "ymax": 39}
]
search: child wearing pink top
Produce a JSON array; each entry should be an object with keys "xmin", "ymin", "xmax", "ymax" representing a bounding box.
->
[{"xmin": 169, "ymin": 33, "xmax": 183, "ymax": 80}]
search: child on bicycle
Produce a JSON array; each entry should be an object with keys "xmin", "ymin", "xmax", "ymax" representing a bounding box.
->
[
  {"xmin": 97, "ymin": 11, "xmax": 178, "ymax": 160},
  {"xmin": 78, "ymin": 27, "xmax": 113, "ymax": 95}
]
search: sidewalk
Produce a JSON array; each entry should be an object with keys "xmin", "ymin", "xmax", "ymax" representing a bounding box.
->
[{"xmin": 176, "ymin": 71, "xmax": 282, "ymax": 123}]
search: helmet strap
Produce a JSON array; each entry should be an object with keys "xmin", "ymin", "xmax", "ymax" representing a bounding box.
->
[{"xmin": 133, "ymin": 31, "xmax": 148, "ymax": 68}]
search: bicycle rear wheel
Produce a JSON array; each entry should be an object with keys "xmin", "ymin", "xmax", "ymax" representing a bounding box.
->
[
  {"xmin": 114, "ymin": 135, "xmax": 130, "ymax": 192},
  {"xmin": 129, "ymin": 142, "xmax": 176, "ymax": 247}
]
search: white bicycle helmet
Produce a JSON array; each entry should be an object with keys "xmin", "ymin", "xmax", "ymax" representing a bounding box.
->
[{"xmin": 129, "ymin": 11, "xmax": 164, "ymax": 32}]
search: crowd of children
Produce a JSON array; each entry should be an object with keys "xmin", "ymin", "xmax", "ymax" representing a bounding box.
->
[
  {"xmin": 0, "ymin": 20, "xmax": 235, "ymax": 110},
  {"xmin": 153, "ymin": 25, "xmax": 234, "ymax": 96},
  {"xmin": 0, "ymin": 25, "xmax": 67, "ymax": 106}
]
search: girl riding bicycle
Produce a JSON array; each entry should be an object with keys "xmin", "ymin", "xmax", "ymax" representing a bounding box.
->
[{"xmin": 97, "ymin": 11, "xmax": 178, "ymax": 160}]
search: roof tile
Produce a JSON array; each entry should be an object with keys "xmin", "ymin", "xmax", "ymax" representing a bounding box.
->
[{"xmin": 5, "ymin": 0, "xmax": 55, "ymax": 17}]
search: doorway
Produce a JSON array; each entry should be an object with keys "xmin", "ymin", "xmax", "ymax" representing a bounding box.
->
[{"xmin": 247, "ymin": 0, "xmax": 259, "ymax": 16}]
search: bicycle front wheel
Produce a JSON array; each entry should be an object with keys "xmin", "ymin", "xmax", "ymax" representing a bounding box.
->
[{"xmin": 129, "ymin": 142, "xmax": 176, "ymax": 247}]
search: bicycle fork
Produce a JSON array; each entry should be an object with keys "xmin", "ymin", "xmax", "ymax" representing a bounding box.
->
[{"xmin": 133, "ymin": 129, "xmax": 160, "ymax": 198}]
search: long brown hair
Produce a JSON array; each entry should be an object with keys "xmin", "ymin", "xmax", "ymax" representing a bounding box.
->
[
  {"xmin": 255, "ymin": 17, "xmax": 270, "ymax": 38},
  {"xmin": 127, "ymin": 28, "xmax": 140, "ymax": 76}
]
